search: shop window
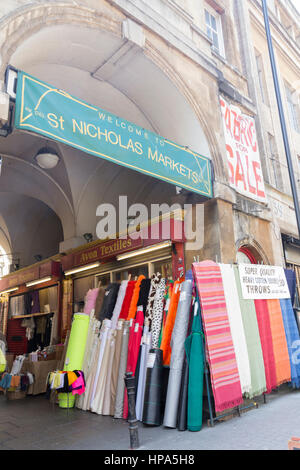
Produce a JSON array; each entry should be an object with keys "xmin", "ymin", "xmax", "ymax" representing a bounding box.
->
[
  {"xmin": 268, "ymin": 133, "xmax": 283, "ymax": 191},
  {"xmin": 285, "ymin": 84, "xmax": 300, "ymax": 133},
  {"xmin": 255, "ymin": 51, "xmax": 269, "ymax": 106},
  {"xmin": 204, "ymin": 6, "xmax": 225, "ymax": 57},
  {"xmin": 113, "ymin": 264, "xmax": 148, "ymax": 282},
  {"xmin": 153, "ymin": 259, "xmax": 173, "ymax": 280}
]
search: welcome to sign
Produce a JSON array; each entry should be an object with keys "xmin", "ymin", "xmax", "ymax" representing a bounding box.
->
[
  {"xmin": 14, "ymin": 71, "xmax": 213, "ymax": 198},
  {"xmin": 220, "ymin": 97, "xmax": 267, "ymax": 203}
]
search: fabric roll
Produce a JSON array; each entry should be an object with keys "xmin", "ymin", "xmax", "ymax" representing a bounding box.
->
[
  {"xmin": 136, "ymin": 327, "xmax": 151, "ymax": 421},
  {"xmin": 59, "ymin": 313, "xmax": 90, "ymax": 408},
  {"xmin": 280, "ymin": 298, "xmax": 300, "ymax": 388},
  {"xmin": 84, "ymin": 288, "xmax": 99, "ymax": 315},
  {"xmin": 267, "ymin": 299, "xmax": 291, "ymax": 386},
  {"xmin": 118, "ymin": 281, "xmax": 136, "ymax": 320},
  {"xmin": 163, "ymin": 279, "xmax": 193, "ymax": 428},
  {"xmin": 98, "ymin": 284, "xmax": 120, "ymax": 322},
  {"xmin": 254, "ymin": 300, "xmax": 277, "ymax": 394},
  {"xmin": 193, "ymin": 261, "xmax": 243, "ymax": 412},
  {"xmin": 111, "ymin": 281, "xmax": 128, "ymax": 329},
  {"xmin": 158, "ymin": 281, "xmax": 173, "ymax": 348},
  {"xmin": 219, "ymin": 264, "xmax": 252, "ymax": 395},
  {"xmin": 151, "ymin": 278, "xmax": 166, "ymax": 349},
  {"xmin": 94, "ymin": 287, "xmax": 105, "ymax": 321},
  {"xmin": 123, "ymin": 308, "xmax": 144, "ymax": 419},
  {"xmin": 114, "ymin": 320, "xmax": 130, "ymax": 418},
  {"xmin": 177, "ymin": 355, "xmax": 189, "ymax": 431},
  {"xmin": 110, "ymin": 319, "xmax": 125, "ymax": 414},
  {"xmin": 142, "ymin": 348, "xmax": 164, "ymax": 426},
  {"xmin": 145, "ymin": 273, "xmax": 162, "ymax": 329},
  {"xmin": 184, "ymin": 301, "xmax": 205, "ymax": 432},
  {"xmin": 81, "ymin": 337, "xmax": 101, "ymax": 411},
  {"xmin": 137, "ymin": 279, "xmax": 151, "ymax": 314},
  {"xmin": 160, "ymin": 279, "xmax": 183, "ymax": 366},
  {"xmin": 285, "ymin": 269, "xmax": 296, "ymax": 306},
  {"xmin": 127, "ymin": 275, "xmax": 146, "ymax": 321},
  {"xmin": 234, "ymin": 266, "xmax": 267, "ymax": 399},
  {"xmin": 102, "ymin": 331, "xmax": 117, "ymax": 415}
]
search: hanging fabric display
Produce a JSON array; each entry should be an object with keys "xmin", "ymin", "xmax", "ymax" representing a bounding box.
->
[
  {"xmin": 160, "ymin": 279, "xmax": 183, "ymax": 366},
  {"xmin": 193, "ymin": 261, "xmax": 243, "ymax": 412},
  {"xmin": 177, "ymin": 353, "xmax": 189, "ymax": 432},
  {"xmin": 142, "ymin": 348, "xmax": 164, "ymax": 426},
  {"xmin": 145, "ymin": 273, "xmax": 162, "ymax": 329},
  {"xmin": 284, "ymin": 269, "xmax": 296, "ymax": 306},
  {"xmin": 109, "ymin": 319, "xmax": 125, "ymax": 414},
  {"xmin": 94, "ymin": 286, "xmax": 105, "ymax": 321},
  {"xmin": 84, "ymin": 288, "xmax": 100, "ymax": 315},
  {"xmin": 254, "ymin": 300, "xmax": 277, "ymax": 394},
  {"xmin": 219, "ymin": 264, "xmax": 252, "ymax": 395},
  {"xmin": 137, "ymin": 279, "xmax": 151, "ymax": 315},
  {"xmin": 234, "ymin": 266, "xmax": 267, "ymax": 399},
  {"xmin": 98, "ymin": 284, "xmax": 120, "ymax": 322},
  {"xmin": 135, "ymin": 325, "xmax": 152, "ymax": 421},
  {"xmin": 151, "ymin": 277, "xmax": 166, "ymax": 349},
  {"xmin": 110, "ymin": 281, "xmax": 128, "ymax": 329},
  {"xmin": 118, "ymin": 281, "xmax": 136, "ymax": 320},
  {"xmin": 163, "ymin": 279, "xmax": 193, "ymax": 428},
  {"xmin": 184, "ymin": 300, "xmax": 205, "ymax": 432},
  {"xmin": 127, "ymin": 275, "xmax": 146, "ymax": 321},
  {"xmin": 114, "ymin": 320, "xmax": 131, "ymax": 418},
  {"xmin": 280, "ymin": 298, "xmax": 300, "ymax": 388},
  {"xmin": 267, "ymin": 299, "xmax": 291, "ymax": 386}
]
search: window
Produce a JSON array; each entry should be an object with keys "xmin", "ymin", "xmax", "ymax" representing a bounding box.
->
[
  {"xmin": 285, "ymin": 84, "xmax": 300, "ymax": 133},
  {"xmin": 255, "ymin": 51, "xmax": 269, "ymax": 106},
  {"xmin": 0, "ymin": 246, "xmax": 10, "ymax": 278},
  {"xmin": 205, "ymin": 7, "xmax": 225, "ymax": 57},
  {"xmin": 268, "ymin": 133, "xmax": 283, "ymax": 190}
]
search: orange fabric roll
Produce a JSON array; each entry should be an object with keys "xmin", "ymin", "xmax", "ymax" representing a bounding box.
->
[
  {"xmin": 127, "ymin": 275, "xmax": 146, "ymax": 320},
  {"xmin": 267, "ymin": 299, "xmax": 291, "ymax": 386},
  {"xmin": 160, "ymin": 279, "xmax": 184, "ymax": 366}
]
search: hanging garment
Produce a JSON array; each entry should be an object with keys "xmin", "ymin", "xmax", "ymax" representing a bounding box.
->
[
  {"xmin": 142, "ymin": 348, "xmax": 164, "ymax": 426},
  {"xmin": 145, "ymin": 273, "xmax": 162, "ymax": 329},
  {"xmin": 114, "ymin": 320, "xmax": 131, "ymax": 418},
  {"xmin": 137, "ymin": 279, "xmax": 151, "ymax": 315},
  {"xmin": 135, "ymin": 326, "xmax": 152, "ymax": 421},
  {"xmin": 127, "ymin": 275, "xmax": 146, "ymax": 321},
  {"xmin": 285, "ymin": 269, "xmax": 296, "ymax": 306},
  {"xmin": 267, "ymin": 299, "xmax": 291, "ymax": 386},
  {"xmin": 151, "ymin": 278, "xmax": 166, "ymax": 349},
  {"xmin": 219, "ymin": 264, "xmax": 252, "ymax": 395},
  {"xmin": 280, "ymin": 298, "xmax": 300, "ymax": 388},
  {"xmin": 109, "ymin": 320, "xmax": 125, "ymax": 415},
  {"xmin": 98, "ymin": 284, "xmax": 120, "ymax": 322},
  {"xmin": 160, "ymin": 279, "xmax": 183, "ymax": 366},
  {"xmin": 163, "ymin": 279, "xmax": 193, "ymax": 428},
  {"xmin": 84, "ymin": 288, "xmax": 99, "ymax": 316},
  {"xmin": 123, "ymin": 308, "xmax": 144, "ymax": 419},
  {"xmin": 193, "ymin": 261, "xmax": 243, "ymax": 413},
  {"xmin": 184, "ymin": 302, "xmax": 205, "ymax": 432},
  {"xmin": 111, "ymin": 281, "xmax": 128, "ymax": 329},
  {"xmin": 234, "ymin": 266, "xmax": 267, "ymax": 398},
  {"xmin": 254, "ymin": 300, "xmax": 277, "ymax": 394},
  {"xmin": 118, "ymin": 281, "xmax": 136, "ymax": 320}
]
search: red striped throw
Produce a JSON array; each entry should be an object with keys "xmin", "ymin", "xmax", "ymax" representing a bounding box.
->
[{"xmin": 193, "ymin": 261, "xmax": 243, "ymax": 412}]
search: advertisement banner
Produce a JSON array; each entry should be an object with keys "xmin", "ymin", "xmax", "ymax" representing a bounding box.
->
[
  {"xmin": 238, "ymin": 264, "xmax": 290, "ymax": 299},
  {"xmin": 220, "ymin": 96, "xmax": 267, "ymax": 203},
  {"xmin": 14, "ymin": 71, "xmax": 213, "ymax": 198}
]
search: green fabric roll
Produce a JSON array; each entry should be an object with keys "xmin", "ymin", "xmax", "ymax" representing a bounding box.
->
[
  {"xmin": 184, "ymin": 303, "xmax": 204, "ymax": 432},
  {"xmin": 234, "ymin": 266, "xmax": 266, "ymax": 399},
  {"xmin": 59, "ymin": 313, "xmax": 90, "ymax": 408}
]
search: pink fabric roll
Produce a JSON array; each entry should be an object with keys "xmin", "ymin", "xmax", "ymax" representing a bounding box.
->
[{"xmin": 84, "ymin": 288, "xmax": 100, "ymax": 315}]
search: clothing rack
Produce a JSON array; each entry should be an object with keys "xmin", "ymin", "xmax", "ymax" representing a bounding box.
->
[{"xmin": 11, "ymin": 312, "xmax": 54, "ymax": 320}]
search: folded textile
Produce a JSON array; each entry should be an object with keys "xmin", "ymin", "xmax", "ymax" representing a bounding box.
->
[
  {"xmin": 254, "ymin": 300, "xmax": 277, "ymax": 394},
  {"xmin": 219, "ymin": 264, "xmax": 252, "ymax": 396},
  {"xmin": 267, "ymin": 299, "xmax": 291, "ymax": 386},
  {"xmin": 280, "ymin": 298, "xmax": 300, "ymax": 388},
  {"xmin": 234, "ymin": 266, "xmax": 266, "ymax": 399},
  {"xmin": 193, "ymin": 261, "xmax": 243, "ymax": 412}
]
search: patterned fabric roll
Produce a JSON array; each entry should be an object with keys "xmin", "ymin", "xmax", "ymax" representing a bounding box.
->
[
  {"xmin": 145, "ymin": 273, "xmax": 162, "ymax": 329},
  {"xmin": 151, "ymin": 278, "xmax": 166, "ymax": 349},
  {"xmin": 193, "ymin": 261, "xmax": 243, "ymax": 412}
]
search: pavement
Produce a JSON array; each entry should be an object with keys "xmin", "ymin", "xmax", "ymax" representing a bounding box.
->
[{"xmin": 0, "ymin": 384, "xmax": 299, "ymax": 450}]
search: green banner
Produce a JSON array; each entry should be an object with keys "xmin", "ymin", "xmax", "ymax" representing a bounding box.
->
[{"xmin": 14, "ymin": 71, "xmax": 213, "ymax": 197}]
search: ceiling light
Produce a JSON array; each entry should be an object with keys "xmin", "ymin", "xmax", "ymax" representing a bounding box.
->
[
  {"xmin": 35, "ymin": 147, "xmax": 59, "ymax": 170},
  {"xmin": 116, "ymin": 241, "xmax": 172, "ymax": 261},
  {"xmin": 0, "ymin": 287, "xmax": 18, "ymax": 294},
  {"xmin": 26, "ymin": 276, "xmax": 52, "ymax": 287},
  {"xmin": 64, "ymin": 262, "xmax": 101, "ymax": 276}
]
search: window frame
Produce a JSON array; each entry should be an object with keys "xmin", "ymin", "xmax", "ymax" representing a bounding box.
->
[{"xmin": 204, "ymin": 4, "xmax": 225, "ymax": 58}]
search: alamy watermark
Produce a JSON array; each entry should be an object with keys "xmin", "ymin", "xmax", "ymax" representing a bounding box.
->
[{"xmin": 95, "ymin": 196, "xmax": 204, "ymax": 251}]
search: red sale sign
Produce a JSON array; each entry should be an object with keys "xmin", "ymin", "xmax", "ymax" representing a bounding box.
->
[{"xmin": 220, "ymin": 97, "xmax": 267, "ymax": 203}]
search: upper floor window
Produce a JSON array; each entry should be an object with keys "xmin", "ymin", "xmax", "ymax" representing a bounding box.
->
[
  {"xmin": 205, "ymin": 7, "xmax": 225, "ymax": 57},
  {"xmin": 255, "ymin": 51, "xmax": 269, "ymax": 106},
  {"xmin": 285, "ymin": 84, "xmax": 300, "ymax": 133}
]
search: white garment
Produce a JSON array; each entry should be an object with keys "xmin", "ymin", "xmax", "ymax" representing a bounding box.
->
[
  {"xmin": 219, "ymin": 264, "xmax": 252, "ymax": 395},
  {"xmin": 11, "ymin": 355, "xmax": 25, "ymax": 375}
]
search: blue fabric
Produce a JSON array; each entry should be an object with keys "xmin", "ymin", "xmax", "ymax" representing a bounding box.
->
[
  {"xmin": 0, "ymin": 373, "xmax": 12, "ymax": 389},
  {"xmin": 284, "ymin": 269, "xmax": 296, "ymax": 306},
  {"xmin": 280, "ymin": 298, "xmax": 300, "ymax": 389}
]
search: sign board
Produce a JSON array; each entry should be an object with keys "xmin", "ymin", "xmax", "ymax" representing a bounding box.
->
[
  {"xmin": 14, "ymin": 70, "xmax": 213, "ymax": 198},
  {"xmin": 220, "ymin": 97, "xmax": 267, "ymax": 203},
  {"xmin": 238, "ymin": 264, "xmax": 290, "ymax": 300}
]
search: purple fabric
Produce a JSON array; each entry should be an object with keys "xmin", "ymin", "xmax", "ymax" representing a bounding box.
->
[
  {"xmin": 31, "ymin": 291, "xmax": 40, "ymax": 314},
  {"xmin": 84, "ymin": 288, "xmax": 99, "ymax": 315}
]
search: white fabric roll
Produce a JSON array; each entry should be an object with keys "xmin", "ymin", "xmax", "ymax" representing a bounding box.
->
[{"xmin": 111, "ymin": 281, "xmax": 128, "ymax": 330}]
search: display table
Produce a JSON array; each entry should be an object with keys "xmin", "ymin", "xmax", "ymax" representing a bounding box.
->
[{"xmin": 21, "ymin": 360, "xmax": 58, "ymax": 395}]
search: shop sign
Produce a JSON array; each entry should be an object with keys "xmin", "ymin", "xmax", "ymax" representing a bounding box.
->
[
  {"xmin": 14, "ymin": 70, "xmax": 213, "ymax": 198},
  {"xmin": 74, "ymin": 237, "xmax": 143, "ymax": 267},
  {"xmin": 220, "ymin": 97, "xmax": 267, "ymax": 203},
  {"xmin": 238, "ymin": 264, "xmax": 290, "ymax": 299}
]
